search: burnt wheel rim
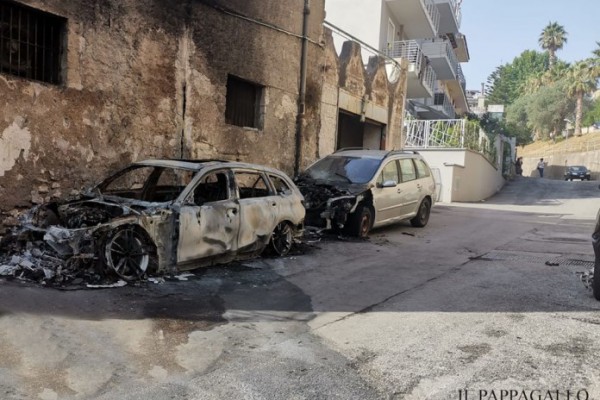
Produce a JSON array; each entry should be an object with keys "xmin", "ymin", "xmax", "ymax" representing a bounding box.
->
[
  {"xmin": 359, "ymin": 213, "xmax": 371, "ymax": 237},
  {"xmin": 271, "ymin": 223, "xmax": 293, "ymax": 256},
  {"xmin": 105, "ymin": 229, "xmax": 149, "ymax": 280}
]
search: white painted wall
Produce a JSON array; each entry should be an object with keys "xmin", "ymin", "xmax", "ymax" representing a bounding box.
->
[
  {"xmin": 418, "ymin": 149, "xmax": 505, "ymax": 203},
  {"xmin": 325, "ymin": 0, "xmax": 383, "ymax": 54}
]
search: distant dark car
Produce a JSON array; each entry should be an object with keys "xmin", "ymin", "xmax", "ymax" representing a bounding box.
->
[
  {"xmin": 564, "ymin": 166, "xmax": 591, "ymax": 181},
  {"xmin": 593, "ymin": 207, "xmax": 600, "ymax": 300}
]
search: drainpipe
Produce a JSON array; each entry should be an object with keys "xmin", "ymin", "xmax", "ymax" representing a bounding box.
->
[{"xmin": 294, "ymin": 0, "xmax": 310, "ymax": 177}]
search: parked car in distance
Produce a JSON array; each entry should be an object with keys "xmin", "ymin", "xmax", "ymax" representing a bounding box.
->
[
  {"xmin": 3, "ymin": 160, "xmax": 305, "ymax": 281},
  {"xmin": 564, "ymin": 165, "xmax": 591, "ymax": 181},
  {"xmin": 296, "ymin": 149, "xmax": 436, "ymax": 238}
]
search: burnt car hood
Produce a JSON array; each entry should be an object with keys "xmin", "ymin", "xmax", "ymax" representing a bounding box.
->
[
  {"xmin": 26, "ymin": 196, "xmax": 155, "ymax": 230},
  {"xmin": 295, "ymin": 176, "xmax": 370, "ymax": 209}
]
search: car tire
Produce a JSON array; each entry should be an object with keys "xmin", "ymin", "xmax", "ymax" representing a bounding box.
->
[
  {"xmin": 410, "ymin": 198, "xmax": 431, "ymax": 228},
  {"xmin": 268, "ymin": 222, "xmax": 293, "ymax": 257},
  {"xmin": 104, "ymin": 227, "xmax": 152, "ymax": 281},
  {"xmin": 346, "ymin": 205, "xmax": 373, "ymax": 238},
  {"xmin": 593, "ymin": 262, "xmax": 600, "ymax": 301}
]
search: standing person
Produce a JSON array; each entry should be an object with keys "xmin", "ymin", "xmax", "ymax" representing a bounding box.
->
[
  {"xmin": 515, "ymin": 157, "xmax": 523, "ymax": 176},
  {"xmin": 537, "ymin": 158, "xmax": 545, "ymax": 178}
]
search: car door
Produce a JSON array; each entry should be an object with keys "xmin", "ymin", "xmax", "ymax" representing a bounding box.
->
[
  {"xmin": 397, "ymin": 158, "xmax": 420, "ymax": 217},
  {"xmin": 176, "ymin": 170, "xmax": 240, "ymax": 264},
  {"xmin": 414, "ymin": 158, "xmax": 435, "ymax": 202},
  {"xmin": 372, "ymin": 160, "xmax": 402, "ymax": 224},
  {"xmin": 233, "ymin": 170, "xmax": 278, "ymax": 252}
]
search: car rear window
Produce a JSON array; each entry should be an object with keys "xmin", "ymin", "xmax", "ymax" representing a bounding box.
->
[
  {"xmin": 399, "ymin": 159, "xmax": 417, "ymax": 182},
  {"xmin": 414, "ymin": 159, "xmax": 431, "ymax": 178}
]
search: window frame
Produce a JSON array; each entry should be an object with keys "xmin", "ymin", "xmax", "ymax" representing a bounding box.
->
[{"xmin": 225, "ymin": 74, "xmax": 265, "ymax": 129}]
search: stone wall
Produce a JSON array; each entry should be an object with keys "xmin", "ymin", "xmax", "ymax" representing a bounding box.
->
[
  {"xmin": 521, "ymin": 150, "xmax": 600, "ymax": 180},
  {"xmin": 0, "ymin": 0, "xmax": 325, "ymax": 229},
  {"xmin": 0, "ymin": 1, "xmax": 410, "ymax": 233}
]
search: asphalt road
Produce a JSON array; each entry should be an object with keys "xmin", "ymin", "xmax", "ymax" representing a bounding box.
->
[{"xmin": 0, "ymin": 177, "xmax": 598, "ymax": 400}]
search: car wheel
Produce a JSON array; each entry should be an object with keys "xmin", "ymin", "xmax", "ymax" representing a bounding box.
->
[
  {"xmin": 268, "ymin": 222, "xmax": 293, "ymax": 257},
  {"xmin": 346, "ymin": 205, "xmax": 373, "ymax": 238},
  {"xmin": 410, "ymin": 198, "xmax": 431, "ymax": 228},
  {"xmin": 104, "ymin": 227, "xmax": 151, "ymax": 281},
  {"xmin": 564, "ymin": 177, "xmax": 569, "ymax": 181},
  {"xmin": 593, "ymin": 262, "xmax": 600, "ymax": 301}
]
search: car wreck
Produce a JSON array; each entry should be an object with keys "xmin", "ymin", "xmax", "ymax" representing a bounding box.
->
[
  {"xmin": 296, "ymin": 149, "xmax": 436, "ymax": 238},
  {"xmin": 0, "ymin": 160, "xmax": 305, "ymax": 285}
]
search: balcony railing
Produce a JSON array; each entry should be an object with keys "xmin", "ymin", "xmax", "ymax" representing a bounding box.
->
[
  {"xmin": 456, "ymin": 63, "xmax": 466, "ymax": 93},
  {"xmin": 419, "ymin": 40, "xmax": 459, "ymax": 79},
  {"xmin": 385, "ymin": 40, "xmax": 423, "ymax": 66},
  {"xmin": 433, "ymin": 93, "xmax": 455, "ymax": 119},
  {"xmin": 423, "ymin": 0, "xmax": 441, "ymax": 35},
  {"xmin": 404, "ymin": 118, "xmax": 496, "ymax": 163},
  {"xmin": 423, "ymin": 64, "xmax": 436, "ymax": 97},
  {"xmin": 433, "ymin": 0, "xmax": 462, "ymax": 30}
]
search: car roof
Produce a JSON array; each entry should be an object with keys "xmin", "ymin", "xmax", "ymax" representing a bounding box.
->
[
  {"xmin": 330, "ymin": 149, "xmax": 420, "ymax": 160},
  {"xmin": 134, "ymin": 159, "xmax": 290, "ymax": 176}
]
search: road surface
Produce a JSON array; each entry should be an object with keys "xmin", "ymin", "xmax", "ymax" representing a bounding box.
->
[{"xmin": 0, "ymin": 177, "xmax": 598, "ymax": 399}]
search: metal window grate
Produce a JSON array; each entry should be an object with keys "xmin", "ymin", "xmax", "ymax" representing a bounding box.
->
[
  {"xmin": 0, "ymin": 1, "xmax": 66, "ymax": 84},
  {"xmin": 225, "ymin": 75, "xmax": 262, "ymax": 129}
]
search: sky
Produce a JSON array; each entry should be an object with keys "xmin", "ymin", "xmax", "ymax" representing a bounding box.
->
[{"xmin": 461, "ymin": 0, "xmax": 600, "ymax": 91}]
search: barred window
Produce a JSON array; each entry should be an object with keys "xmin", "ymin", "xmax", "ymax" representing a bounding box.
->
[
  {"xmin": 0, "ymin": 1, "xmax": 66, "ymax": 84},
  {"xmin": 225, "ymin": 75, "xmax": 263, "ymax": 129}
]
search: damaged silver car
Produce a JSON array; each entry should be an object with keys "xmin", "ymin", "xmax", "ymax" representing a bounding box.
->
[
  {"xmin": 296, "ymin": 149, "xmax": 436, "ymax": 237},
  {"xmin": 1, "ymin": 160, "xmax": 305, "ymax": 283}
]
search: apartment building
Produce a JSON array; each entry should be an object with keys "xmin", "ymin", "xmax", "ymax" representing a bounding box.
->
[{"xmin": 326, "ymin": 0, "xmax": 470, "ymax": 120}]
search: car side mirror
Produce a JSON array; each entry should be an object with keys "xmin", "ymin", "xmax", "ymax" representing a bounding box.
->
[{"xmin": 378, "ymin": 180, "xmax": 397, "ymax": 188}]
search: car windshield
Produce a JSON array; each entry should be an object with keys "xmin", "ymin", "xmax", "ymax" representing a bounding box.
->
[
  {"xmin": 570, "ymin": 166, "xmax": 586, "ymax": 171},
  {"xmin": 96, "ymin": 165, "xmax": 197, "ymax": 203},
  {"xmin": 304, "ymin": 155, "xmax": 382, "ymax": 184}
]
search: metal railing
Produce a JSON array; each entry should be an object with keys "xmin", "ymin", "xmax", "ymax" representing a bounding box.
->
[
  {"xmin": 420, "ymin": 40, "xmax": 459, "ymax": 79},
  {"xmin": 423, "ymin": 0, "xmax": 441, "ymax": 35},
  {"xmin": 385, "ymin": 40, "xmax": 436, "ymax": 96},
  {"xmin": 433, "ymin": 0, "xmax": 462, "ymax": 29},
  {"xmin": 405, "ymin": 118, "xmax": 496, "ymax": 163},
  {"xmin": 456, "ymin": 64, "xmax": 466, "ymax": 93}
]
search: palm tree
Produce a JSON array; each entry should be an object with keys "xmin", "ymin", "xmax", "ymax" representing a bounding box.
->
[
  {"xmin": 566, "ymin": 60, "xmax": 597, "ymax": 136},
  {"xmin": 539, "ymin": 22, "xmax": 568, "ymax": 68}
]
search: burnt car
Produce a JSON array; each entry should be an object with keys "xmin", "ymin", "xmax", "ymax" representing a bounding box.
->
[
  {"xmin": 564, "ymin": 165, "xmax": 591, "ymax": 181},
  {"xmin": 296, "ymin": 149, "xmax": 436, "ymax": 237},
  {"xmin": 1, "ymin": 160, "xmax": 305, "ymax": 282},
  {"xmin": 593, "ymin": 203, "xmax": 600, "ymax": 300}
]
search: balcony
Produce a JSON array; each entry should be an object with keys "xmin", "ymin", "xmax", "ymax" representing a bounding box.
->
[
  {"xmin": 433, "ymin": 0, "xmax": 461, "ymax": 34},
  {"xmin": 419, "ymin": 39, "xmax": 459, "ymax": 81},
  {"xmin": 385, "ymin": 0, "xmax": 440, "ymax": 39},
  {"xmin": 445, "ymin": 64, "xmax": 468, "ymax": 114},
  {"xmin": 385, "ymin": 40, "xmax": 436, "ymax": 98},
  {"xmin": 413, "ymin": 91, "xmax": 456, "ymax": 119},
  {"xmin": 452, "ymin": 32, "xmax": 470, "ymax": 63}
]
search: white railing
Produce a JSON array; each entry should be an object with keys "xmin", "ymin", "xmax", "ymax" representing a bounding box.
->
[
  {"xmin": 405, "ymin": 118, "xmax": 496, "ymax": 162},
  {"xmin": 456, "ymin": 64, "xmax": 466, "ymax": 93},
  {"xmin": 433, "ymin": 0, "xmax": 462, "ymax": 29},
  {"xmin": 423, "ymin": 0, "xmax": 441, "ymax": 34},
  {"xmin": 423, "ymin": 65, "xmax": 436, "ymax": 97},
  {"xmin": 420, "ymin": 40, "xmax": 459, "ymax": 79},
  {"xmin": 385, "ymin": 40, "xmax": 436, "ymax": 96}
]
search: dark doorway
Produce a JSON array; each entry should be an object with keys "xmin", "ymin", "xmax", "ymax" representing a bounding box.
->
[{"xmin": 336, "ymin": 111, "xmax": 386, "ymax": 150}]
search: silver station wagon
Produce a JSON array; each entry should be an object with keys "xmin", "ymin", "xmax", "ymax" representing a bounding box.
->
[{"xmin": 297, "ymin": 149, "xmax": 436, "ymax": 237}]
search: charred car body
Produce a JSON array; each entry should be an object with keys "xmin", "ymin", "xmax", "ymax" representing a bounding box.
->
[
  {"xmin": 296, "ymin": 149, "xmax": 436, "ymax": 237},
  {"xmin": 1, "ymin": 160, "xmax": 305, "ymax": 283}
]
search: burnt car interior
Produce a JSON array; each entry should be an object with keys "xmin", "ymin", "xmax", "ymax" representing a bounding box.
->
[
  {"xmin": 98, "ymin": 166, "xmax": 195, "ymax": 203},
  {"xmin": 193, "ymin": 172, "xmax": 229, "ymax": 205}
]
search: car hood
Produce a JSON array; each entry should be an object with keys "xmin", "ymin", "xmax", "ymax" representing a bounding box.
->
[
  {"xmin": 26, "ymin": 196, "xmax": 164, "ymax": 230},
  {"xmin": 295, "ymin": 176, "xmax": 370, "ymax": 209}
]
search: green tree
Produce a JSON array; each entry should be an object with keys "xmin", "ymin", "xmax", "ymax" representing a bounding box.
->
[
  {"xmin": 486, "ymin": 50, "xmax": 549, "ymax": 105},
  {"xmin": 566, "ymin": 60, "xmax": 597, "ymax": 135},
  {"xmin": 539, "ymin": 22, "xmax": 568, "ymax": 68},
  {"xmin": 527, "ymin": 80, "xmax": 575, "ymax": 139}
]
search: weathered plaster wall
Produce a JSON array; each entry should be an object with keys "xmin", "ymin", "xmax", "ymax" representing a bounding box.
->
[
  {"xmin": 318, "ymin": 29, "xmax": 408, "ymax": 156},
  {"xmin": 0, "ymin": 0, "xmax": 325, "ymax": 230}
]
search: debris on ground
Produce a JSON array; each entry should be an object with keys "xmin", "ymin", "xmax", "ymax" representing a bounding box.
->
[
  {"xmin": 577, "ymin": 269, "xmax": 594, "ymax": 289},
  {"xmin": 545, "ymin": 261, "xmax": 560, "ymax": 266}
]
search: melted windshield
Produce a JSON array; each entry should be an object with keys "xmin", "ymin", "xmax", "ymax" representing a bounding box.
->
[{"xmin": 304, "ymin": 156, "xmax": 382, "ymax": 184}]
